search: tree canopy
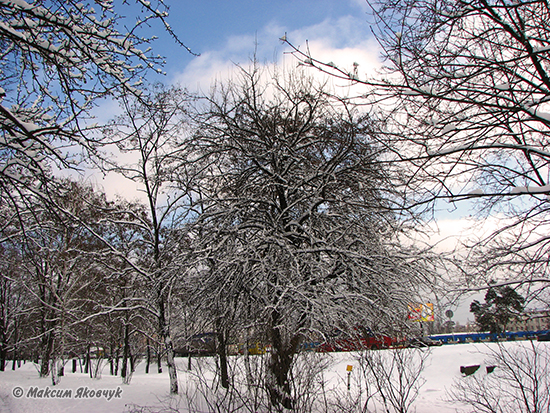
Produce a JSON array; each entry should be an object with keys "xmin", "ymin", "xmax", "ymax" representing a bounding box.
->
[
  {"xmin": 284, "ymin": 0, "xmax": 550, "ymax": 300},
  {"xmin": 187, "ymin": 66, "xmax": 432, "ymax": 408},
  {"xmin": 470, "ymin": 286, "xmax": 525, "ymax": 334}
]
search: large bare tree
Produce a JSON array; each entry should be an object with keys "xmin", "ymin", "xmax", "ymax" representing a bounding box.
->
[{"xmin": 189, "ymin": 65, "xmax": 430, "ymax": 409}]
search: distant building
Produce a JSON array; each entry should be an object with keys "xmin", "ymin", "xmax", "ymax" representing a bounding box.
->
[
  {"xmin": 454, "ymin": 322, "xmax": 477, "ymax": 333},
  {"xmin": 508, "ymin": 308, "xmax": 550, "ymax": 332}
]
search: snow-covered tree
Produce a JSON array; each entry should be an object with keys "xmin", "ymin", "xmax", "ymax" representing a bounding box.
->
[
  {"xmin": 0, "ymin": 0, "xmax": 195, "ymax": 228},
  {"xmin": 189, "ymin": 65, "xmax": 430, "ymax": 409},
  {"xmin": 284, "ymin": 0, "xmax": 550, "ymax": 299},
  {"xmin": 103, "ymin": 84, "xmax": 196, "ymax": 394},
  {"xmin": 89, "ymin": 197, "xmax": 153, "ymax": 382},
  {"xmin": 0, "ymin": 180, "xmax": 116, "ymax": 380},
  {"xmin": 0, "ymin": 177, "xmax": 159, "ymax": 383},
  {"xmin": 367, "ymin": 0, "xmax": 550, "ymax": 299}
]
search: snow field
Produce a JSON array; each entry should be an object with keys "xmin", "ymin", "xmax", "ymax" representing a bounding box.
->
[{"xmin": 0, "ymin": 341, "xmax": 547, "ymax": 412}]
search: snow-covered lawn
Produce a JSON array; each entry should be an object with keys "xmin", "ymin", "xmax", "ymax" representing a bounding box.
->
[{"xmin": 0, "ymin": 341, "xmax": 547, "ymax": 412}]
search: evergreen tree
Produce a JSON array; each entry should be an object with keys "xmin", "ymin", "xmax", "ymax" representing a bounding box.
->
[{"xmin": 470, "ymin": 287, "xmax": 525, "ymax": 334}]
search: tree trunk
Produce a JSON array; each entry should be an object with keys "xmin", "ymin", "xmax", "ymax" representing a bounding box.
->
[
  {"xmin": 164, "ymin": 334, "xmax": 178, "ymax": 394},
  {"xmin": 51, "ymin": 358, "xmax": 60, "ymax": 386},
  {"xmin": 0, "ymin": 313, "xmax": 6, "ymax": 372},
  {"xmin": 58, "ymin": 311, "xmax": 66, "ymax": 378},
  {"xmin": 157, "ymin": 346, "xmax": 163, "ymax": 373},
  {"xmin": 12, "ymin": 321, "xmax": 19, "ymax": 371},
  {"xmin": 245, "ymin": 327, "xmax": 252, "ymax": 389},
  {"xmin": 88, "ymin": 347, "xmax": 93, "ymax": 379},
  {"xmin": 121, "ymin": 323, "xmax": 130, "ymax": 380},
  {"xmin": 267, "ymin": 310, "xmax": 300, "ymax": 410},
  {"xmin": 129, "ymin": 345, "xmax": 135, "ymax": 373},
  {"xmin": 0, "ymin": 281, "xmax": 7, "ymax": 372},
  {"xmin": 84, "ymin": 347, "xmax": 89, "ymax": 375},
  {"xmin": 39, "ymin": 329, "xmax": 55, "ymax": 378},
  {"xmin": 114, "ymin": 347, "xmax": 119, "ymax": 376},
  {"xmin": 109, "ymin": 345, "xmax": 114, "ymax": 375},
  {"xmin": 158, "ymin": 295, "xmax": 177, "ymax": 394},
  {"xmin": 216, "ymin": 318, "xmax": 229, "ymax": 389},
  {"xmin": 145, "ymin": 338, "xmax": 150, "ymax": 374},
  {"xmin": 0, "ymin": 345, "xmax": 5, "ymax": 372}
]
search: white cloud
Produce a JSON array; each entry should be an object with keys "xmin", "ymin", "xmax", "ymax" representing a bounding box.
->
[
  {"xmin": 348, "ymin": 0, "xmax": 371, "ymax": 13},
  {"xmin": 171, "ymin": 15, "xmax": 381, "ymax": 94},
  {"xmin": 66, "ymin": 14, "xmax": 380, "ymax": 204},
  {"xmin": 172, "ymin": 50, "xmax": 239, "ymax": 94}
]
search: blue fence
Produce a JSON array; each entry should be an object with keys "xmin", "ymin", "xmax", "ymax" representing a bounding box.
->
[{"xmin": 429, "ymin": 330, "xmax": 549, "ymax": 344}]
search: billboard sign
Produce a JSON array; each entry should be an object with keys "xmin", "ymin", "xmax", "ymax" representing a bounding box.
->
[{"xmin": 408, "ymin": 303, "xmax": 435, "ymax": 322}]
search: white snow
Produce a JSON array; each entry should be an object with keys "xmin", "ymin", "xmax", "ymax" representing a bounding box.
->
[
  {"xmin": 0, "ymin": 341, "xmax": 546, "ymax": 413},
  {"xmin": 467, "ymin": 189, "xmax": 484, "ymax": 196},
  {"xmin": 402, "ymin": 89, "xmax": 421, "ymax": 96},
  {"xmin": 494, "ymin": 83, "xmax": 510, "ymax": 91},
  {"xmin": 19, "ymin": 120, "xmax": 40, "ymax": 132},
  {"xmin": 0, "ymin": 0, "xmax": 32, "ymax": 10},
  {"xmin": 523, "ymin": 106, "xmax": 550, "ymax": 121},
  {"xmin": 534, "ymin": 110, "xmax": 550, "ymax": 122},
  {"xmin": 510, "ymin": 184, "xmax": 550, "ymax": 194},
  {"xmin": 441, "ymin": 123, "xmax": 458, "ymax": 133}
]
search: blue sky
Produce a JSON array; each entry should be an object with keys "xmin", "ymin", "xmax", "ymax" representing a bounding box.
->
[
  {"xmin": 95, "ymin": 0, "xmax": 383, "ymax": 194},
  {"xmin": 164, "ymin": 0, "xmax": 367, "ymax": 55},
  {"xmin": 136, "ymin": 0, "xmax": 379, "ymax": 90}
]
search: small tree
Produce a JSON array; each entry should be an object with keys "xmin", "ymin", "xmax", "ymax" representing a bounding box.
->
[
  {"xmin": 360, "ymin": 348, "xmax": 430, "ymax": 413},
  {"xmin": 470, "ymin": 286, "xmax": 525, "ymax": 334}
]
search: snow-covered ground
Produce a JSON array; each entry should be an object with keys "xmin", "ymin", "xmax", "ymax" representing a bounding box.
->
[{"xmin": 0, "ymin": 341, "xmax": 547, "ymax": 412}]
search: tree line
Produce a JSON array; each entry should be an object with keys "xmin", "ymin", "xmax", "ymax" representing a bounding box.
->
[{"xmin": 1, "ymin": 66, "xmax": 433, "ymax": 408}]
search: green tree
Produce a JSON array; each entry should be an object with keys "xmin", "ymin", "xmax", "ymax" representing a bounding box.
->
[{"xmin": 470, "ymin": 286, "xmax": 525, "ymax": 334}]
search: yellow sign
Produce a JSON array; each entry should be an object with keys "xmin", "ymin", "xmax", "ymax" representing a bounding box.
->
[
  {"xmin": 408, "ymin": 303, "xmax": 435, "ymax": 322},
  {"xmin": 346, "ymin": 365, "xmax": 353, "ymax": 372}
]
